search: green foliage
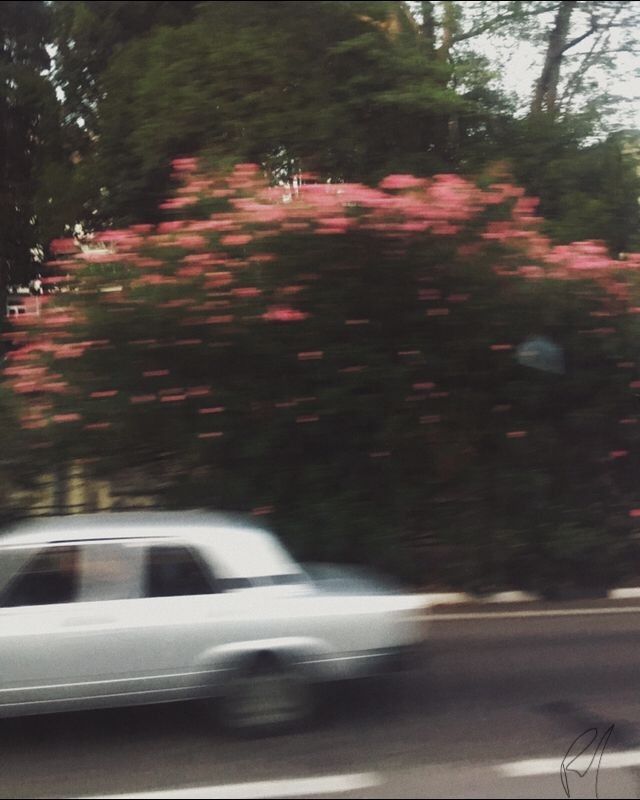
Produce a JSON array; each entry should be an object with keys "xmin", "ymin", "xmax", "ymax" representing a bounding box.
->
[
  {"xmin": 7, "ymin": 164, "xmax": 640, "ymax": 595},
  {"xmin": 4, "ymin": 1, "xmax": 640, "ymax": 597},
  {"xmin": 0, "ymin": 1, "xmax": 60, "ymax": 286},
  {"xmin": 494, "ymin": 117, "xmax": 640, "ymax": 253},
  {"xmin": 76, "ymin": 1, "xmax": 463, "ymax": 224}
]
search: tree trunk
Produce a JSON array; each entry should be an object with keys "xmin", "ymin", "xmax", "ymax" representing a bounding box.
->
[
  {"xmin": 531, "ymin": 1, "xmax": 577, "ymax": 115},
  {"xmin": 421, "ymin": 1, "xmax": 437, "ymax": 55},
  {"xmin": 437, "ymin": 0, "xmax": 460, "ymax": 63}
]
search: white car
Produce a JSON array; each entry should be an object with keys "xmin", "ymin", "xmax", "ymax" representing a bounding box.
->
[{"xmin": 0, "ymin": 511, "xmax": 426, "ymax": 734}]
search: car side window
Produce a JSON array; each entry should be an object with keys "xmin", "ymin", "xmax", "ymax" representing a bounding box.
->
[
  {"xmin": 78, "ymin": 542, "xmax": 144, "ymax": 602},
  {"xmin": 0, "ymin": 545, "xmax": 80, "ymax": 608},
  {"xmin": 145, "ymin": 545, "xmax": 217, "ymax": 597}
]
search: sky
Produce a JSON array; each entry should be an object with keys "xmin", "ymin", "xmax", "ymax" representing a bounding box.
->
[
  {"xmin": 480, "ymin": 38, "xmax": 640, "ymax": 131},
  {"xmin": 466, "ymin": 5, "xmax": 640, "ymax": 133}
]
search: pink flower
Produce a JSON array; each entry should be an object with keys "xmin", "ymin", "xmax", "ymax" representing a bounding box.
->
[
  {"xmin": 160, "ymin": 196, "xmax": 199, "ymax": 210},
  {"xmin": 263, "ymin": 307, "xmax": 309, "ymax": 322},
  {"xmin": 205, "ymin": 315, "xmax": 234, "ymax": 324},
  {"xmin": 50, "ymin": 238, "xmax": 77, "ymax": 255},
  {"xmin": 221, "ymin": 234, "xmax": 252, "ymax": 247},
  {"xmin": 519, "ymin": 266, "xmax": 545, "ymax": 279},
  {"xmin": 204, "ymin": 272, "xmax": 233, "ymax": 288},
  {"xmin": 52, "ymin": 413, "xmax": 81, "ymax": 423},
  {"xmin": 174, "ymin": 234, "xmax": 207, "ymax": 249},
  {"xmin": 172, "ymin": 157, "xmax": 198, "ymax": 173},
  {"xmin": 234, "ymin": 163, "xmax": 260, "ymax": 174},
  {"xmin": 379, "ymin": 174, "xmax": 423, "ymax": 190},
  {"xmin": 157, "ymin": 221, "xmax": 186, "ymax": 234},
  {"xmin": 159, "ymin": 299, "xmax": 191, "ymax": 309},
  {"xmin": 41, "ymin": 276, "xmax": 69, "ymax": 286}
]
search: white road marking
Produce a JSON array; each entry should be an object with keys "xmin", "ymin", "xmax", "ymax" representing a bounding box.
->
[
  {"xmin": 418, "ymin": 605, "xmax": 640, "ymax": 621},
  {"xmin": 83, "ymin": 772, "xmax": 381, "ymax": 799},
  {"xmin": 499, "ymin": 749, "xmax": 640, "ymax": 776}
]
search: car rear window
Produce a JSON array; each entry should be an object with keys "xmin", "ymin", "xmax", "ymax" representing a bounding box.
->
[{"xmin": 145, "ymin": 544, "xmax": 217, "ymax": 597}]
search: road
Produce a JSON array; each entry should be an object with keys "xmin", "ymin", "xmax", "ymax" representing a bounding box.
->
[{"xmin": 2, "ymin": 601, "xmax": 640, "ymax": 799}]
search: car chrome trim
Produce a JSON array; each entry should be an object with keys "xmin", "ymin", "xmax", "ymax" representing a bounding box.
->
[{"xmin": 0, "ymin": 669, "xmax": 224, "ymax": 694}]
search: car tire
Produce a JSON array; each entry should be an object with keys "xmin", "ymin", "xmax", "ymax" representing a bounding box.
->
[{"xmin": 217, "ymin": 652, "xmax": 315, "ymax": 737}]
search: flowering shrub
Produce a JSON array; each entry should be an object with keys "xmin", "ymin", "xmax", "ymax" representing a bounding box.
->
[{"xmin": 6, "ymin": 159, "xmax": 640, "ymax": 593}]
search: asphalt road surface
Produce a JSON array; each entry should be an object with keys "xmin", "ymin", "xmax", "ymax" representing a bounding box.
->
[{"xmin": 3, "ymin": 601, "xmax": 640, "ymax": 799}]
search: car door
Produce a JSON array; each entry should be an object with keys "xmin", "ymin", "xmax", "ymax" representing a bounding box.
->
[
  {"xmin": 0, "ymin": 538, "xmax": 154, "ymax": 713},
  {"xmin": 56, "ymin": 538, "xmax": 241, "ymax": 704},
  {"xmin": 107, "ymin": 541, "xmax": 243, "ymax": 698},
  {"xmin": 0, "ymin": 542, "xmax": 87, "ymax": 715}
]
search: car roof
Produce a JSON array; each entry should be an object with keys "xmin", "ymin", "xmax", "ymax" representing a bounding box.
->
[{"xmin": 0, "ymin": 510, "xmax": 269, "ymax": 548}]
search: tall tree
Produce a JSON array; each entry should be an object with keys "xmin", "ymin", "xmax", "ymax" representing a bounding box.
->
[
  {"xmin": 529, "ymin": 1, "xmax": 638, "ymax": 117},
  {"xmin": 51, "ymin": 1, "xmax": 201, "ymax": 135},
  {"xmin": 0, "ymin": 1, "xmax": 57, "ymax": 293},
  {"xmin": 55, "ymin": 1, "xmax": 464, "ymax": 227}
]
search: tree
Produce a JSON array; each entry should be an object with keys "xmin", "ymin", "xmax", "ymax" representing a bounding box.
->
[
  {"xmin": 529, "ymin": 1, "xmax": 640, "ymax": 119},
  {"xmin": 50, "ymin": 1, "xmax": 466, "ymax": 227},
  {"xmin": 45, "ymin": 1, "xmax": 640, "ymax": 253},
  {"xmin": 0, "ymin": 1, "xmax": 59, "ymax": 293},
  {"xmin": 492, "ymin": 116, "xmax": 640, "ymax": 253},
  {"xmin": 51, "ymin": 1, "xmax": 201, "ymax": 134}
]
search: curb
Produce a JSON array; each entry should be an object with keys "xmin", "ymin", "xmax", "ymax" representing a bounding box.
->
[{"xmin": 413, "ymin": 587, "xmax": 640, "ymax": 607}]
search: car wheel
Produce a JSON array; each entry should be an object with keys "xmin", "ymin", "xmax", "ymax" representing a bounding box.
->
[{"xmin": 218, "ymin": 653, "xmax": 315, "ymax": 736}]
